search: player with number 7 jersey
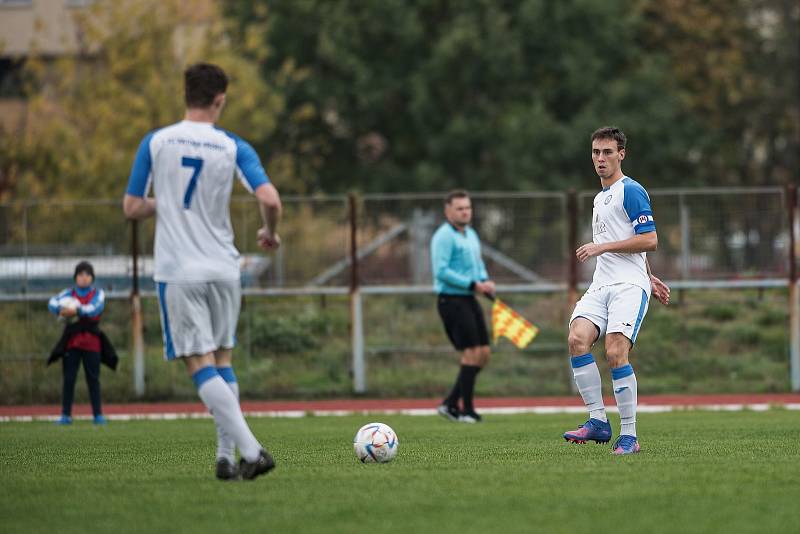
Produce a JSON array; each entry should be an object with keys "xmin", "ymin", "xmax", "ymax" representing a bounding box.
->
[
  {"xmin": 123, "ymin": 63, "xmax": 281, "ymax": 481},
  {"xmin": 126, "ymin": 119, "xmax": 269, "ymax": 282}
]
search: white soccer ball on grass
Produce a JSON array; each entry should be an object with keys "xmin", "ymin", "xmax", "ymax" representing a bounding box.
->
[{"xmin": 353, "ymin": 422, "xmax": 398, "ymax": 464}]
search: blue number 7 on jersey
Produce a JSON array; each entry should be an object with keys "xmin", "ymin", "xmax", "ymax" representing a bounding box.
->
[{"xmin": 181, "ymin": 157, "xmax": 204, "ymax": 209}]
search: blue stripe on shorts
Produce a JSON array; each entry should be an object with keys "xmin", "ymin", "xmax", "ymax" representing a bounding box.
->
[
  {"xmin": 157, "ymin": 282, "xmax": 176, "ymax": 360},
  {"xmin": 630, "ymin": 289, "xmax": 648, "ymax": 343}
]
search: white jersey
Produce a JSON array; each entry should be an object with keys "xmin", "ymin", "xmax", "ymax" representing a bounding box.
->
[
  {"xmin": 587, "ymin": 176, "xmax": 656, "ymax": 295},
  {"xmin": 126, "ymin": 120, "xmax": 269, "ymax": 282}
]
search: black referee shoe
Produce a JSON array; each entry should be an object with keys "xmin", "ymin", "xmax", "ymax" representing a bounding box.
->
[
  {"xmin": 239, "ymin": 449, "xmax": 276, "ymax": 481},
  {"xmin": 437, "ymin": 404, "xmax": 460, "ymax": 422},
  {"xmin": 215, "ymin": 458, "xmax": 239, "ymax": 481},
  {"xmin": 459, "ymin": 411, "xmax": 482, "ymax": 423}
]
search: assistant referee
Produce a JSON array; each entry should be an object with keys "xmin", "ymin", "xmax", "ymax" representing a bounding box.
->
[{"xmin": 431, "ymin": 190, "xmax": 495, "ymax": 423}]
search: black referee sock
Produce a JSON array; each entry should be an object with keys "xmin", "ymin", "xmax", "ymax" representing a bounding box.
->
[
  {"xmin": 459, "ymin": 365, "xmax": 481, "ymax": 414},
  {"xmin": 443, "ymin": 374, "xmax": 461, "ymax": 408}
]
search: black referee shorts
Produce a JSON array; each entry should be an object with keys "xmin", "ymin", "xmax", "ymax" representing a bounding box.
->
[{"xmin": 436, "ymin": 294, "xmax": 490, "ymax": 351}]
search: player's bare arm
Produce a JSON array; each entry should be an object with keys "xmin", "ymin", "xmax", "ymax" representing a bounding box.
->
[
  {"xmin": 645, "ymin": 257, "xmax": 670, "ymax": 306},
  {"xmin": 254, "ymin": 183, "xmax": 282, "ymax": 250},
  {"xmin": 576, "ymin": 231, "xmax": 657, "ymax": 262},
  {"xmin": 122, "ymin": 194, "xmax": 156, "ymax": 219}
]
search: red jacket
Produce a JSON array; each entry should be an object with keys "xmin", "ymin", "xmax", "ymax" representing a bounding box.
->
[{"xmin": 66, "ymin": 288, "xmax": 102, "ymax": 353}]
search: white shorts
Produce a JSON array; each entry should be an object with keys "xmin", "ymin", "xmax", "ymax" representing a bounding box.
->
[
  {"xmin": 569, "ymin": 283, "xmax": 650, "ymax": 344},
  {"xmin": 156, "ymin": 280, "xmax": 241, "ymax": 360}
]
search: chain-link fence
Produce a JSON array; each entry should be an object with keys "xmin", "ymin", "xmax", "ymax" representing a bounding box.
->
[{"xmin": 0, "ymin": 186, "xmax": 797, "ymax": 403}]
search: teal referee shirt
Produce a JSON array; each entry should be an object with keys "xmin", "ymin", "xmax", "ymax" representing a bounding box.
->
[{"xmin": 430, "ymin": 222, "xmax": 489, "ymax": 295}]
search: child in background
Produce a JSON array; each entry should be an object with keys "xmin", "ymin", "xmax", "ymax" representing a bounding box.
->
[{"xmin": 47, "ymin": 261, "xmax": 107, "ymax": 425}]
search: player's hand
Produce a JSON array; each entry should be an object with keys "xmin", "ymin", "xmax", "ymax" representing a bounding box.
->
[
  {"xmin": 576, "ymin": 242, "xmax": 604, "ymax": 263},
  {"xmin": 59, "ymin": 307, "xmax": 77, "ymax": 318},
  {"xmin": 257, "ymin": 227, "xmax": 281, "ymax": 250},
  {"xmin": 650, "ymin": 275, "xmax": 670, "ymax": 305},
  {"xmin": 474, "ymin": 280, "xmax": 495, "ymax": 297}
]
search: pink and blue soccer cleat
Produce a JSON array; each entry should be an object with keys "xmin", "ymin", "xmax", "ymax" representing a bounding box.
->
[
  {"xmin": 563, "ymin": 418, "xmax": 612, "ymax": 444},
  {"xmin": 611, "ymin": 435, "xmax": 640, "ymax": 455}
]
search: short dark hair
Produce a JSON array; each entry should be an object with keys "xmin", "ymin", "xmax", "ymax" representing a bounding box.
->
[
  {"xmin": 444, "ymin": 189, "xmax": 470, "ymax": 206},
  {"xmin": 591, "ymin": 126, "xmax": 626, "ymax": 150},
  {"xmin": 184, "ymin": 63, "xmax": 228, "ymax": 108}
]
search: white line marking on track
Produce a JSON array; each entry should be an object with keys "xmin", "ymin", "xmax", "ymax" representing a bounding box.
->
[{"xmin": 2, "ymin": 403, "xmax": 798, "ymax": 422}]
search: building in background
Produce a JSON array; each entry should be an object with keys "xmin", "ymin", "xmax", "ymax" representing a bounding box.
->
[{"xmin": 0, "ymin": 1, "xmax": 93, "ymax": 132}]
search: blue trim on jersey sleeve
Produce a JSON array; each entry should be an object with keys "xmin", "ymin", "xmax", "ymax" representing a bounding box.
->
[
  {"xmin": 622, "ymin": 178, "xmax": 652, "ymax": 220},
  {"xmin": 126, "ymin": 131, "xmax": 156, "ymax": 197},
  {"xmin": 622, "ymin": 178, "xmax": 656, "ymax": 234},
  {"xmin": 219, "ymin": 129, "xmax": 270, "ymax": 191},
  {"xmin": 633, "ymin": 221, "xmax": 656, "ymax": 234}
]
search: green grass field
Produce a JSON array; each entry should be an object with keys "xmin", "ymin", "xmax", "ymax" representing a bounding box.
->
[{"xmin": 2, "ymin": 410, "xmax": 799, "ymax": 534}]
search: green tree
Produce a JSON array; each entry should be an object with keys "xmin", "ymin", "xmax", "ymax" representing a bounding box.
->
[
  {"xmin": 2, "ymin": 0, "xmax": 287, "ymax": 204},
  {"xmin": 226, "ymin": 0, "xmax": 701, "ymax": 193},
  {"xmin": 638, "ymin": 0, "xmax": 799, "ymax": 268},
  {"xmin": 639, "ymin": 0, "xmax": 799, "ymax": 187}
]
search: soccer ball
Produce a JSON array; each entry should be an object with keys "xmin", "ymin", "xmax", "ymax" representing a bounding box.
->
[
  {"xmin": 353, "ymin": 422, "xmax": 398, "ymax": 464},
  {"xmin": 58, "ymin": 296, "xmax": 80, "ymax": 311}
]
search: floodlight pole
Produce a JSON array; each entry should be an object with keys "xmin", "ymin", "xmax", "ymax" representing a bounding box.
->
[
  {"xmin": 131, "ymin": 219, "xmax": 146, "ymax": 397},
  {"xmin": 349, "ymin": 194, "xmax": 366, "ymax": 394},
  {"xmin": 787, "ymin": 184, "xmax": 799, "ymax": 391}
]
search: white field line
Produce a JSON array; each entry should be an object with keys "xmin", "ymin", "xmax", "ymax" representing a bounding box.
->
[{"xmin": 2, "ymin": 403, "xmax": 799, "ymax": 423}]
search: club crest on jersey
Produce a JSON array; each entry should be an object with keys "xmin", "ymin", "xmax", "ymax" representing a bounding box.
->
[
  {"xmin": 604, "ymin": 195, "xmax": 613, "ymax": 205},
  {"xmin": 638, "ymin": 215, "xmax": 649, "ymax": 224}
]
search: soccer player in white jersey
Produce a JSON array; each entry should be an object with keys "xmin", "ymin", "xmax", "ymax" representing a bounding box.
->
[
  {"xmin": 123, "ymin": 63, "xmax": 282, "ymax": 480},
  {"xmin": 563, "ymin": 126, "xmax": 670, "ymax": 455}
]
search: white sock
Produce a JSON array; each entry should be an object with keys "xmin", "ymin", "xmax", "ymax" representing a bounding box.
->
[
  {"xmin": 193, "ymin": 368, "xmax": 262, "ymax": 462},
  {"xmin": 612, "ymin": 364, "xmax": 637, "ymax": 437},
  {"xmin": 571, "ymin": 353, "xmax": 607, "ymax": 422},
  {"xmin": 215, "ymin": 367, "xmax": 239, "ymax": 462}
]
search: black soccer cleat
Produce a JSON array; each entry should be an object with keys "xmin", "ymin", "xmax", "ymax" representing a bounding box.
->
[
  {"xmin": 437, "ymin": 404, "xmax": 461, "ymax": 422},
  {"xmin": 215, "ymin": 457, "xmax": 239, "ymax": 481},
  {"xmin": 459, "ymin": 410, "xmax": 482, "ymax": 423},
  {"xmin": 239, "ymin": 449, "xmax": 276, "ymax": 481}
]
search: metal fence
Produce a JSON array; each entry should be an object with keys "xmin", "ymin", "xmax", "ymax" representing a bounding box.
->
[
  {"xmin": 1, "ymin": 187, "xmax": 794, "ymax": 295},
  {"xmin": 0, "ymin": 186, "xmax": 797, "ymax": 403}
]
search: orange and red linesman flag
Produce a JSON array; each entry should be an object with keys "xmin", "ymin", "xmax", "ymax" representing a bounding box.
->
[{"xmin": 491, "ymin": 298, "xmax": 539, "ymax": 349}]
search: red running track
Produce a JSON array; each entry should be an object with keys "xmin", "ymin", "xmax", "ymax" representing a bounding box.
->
[{"xmin": 2, "ymin": 393, "xmax": 800, "ymax": 418}]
